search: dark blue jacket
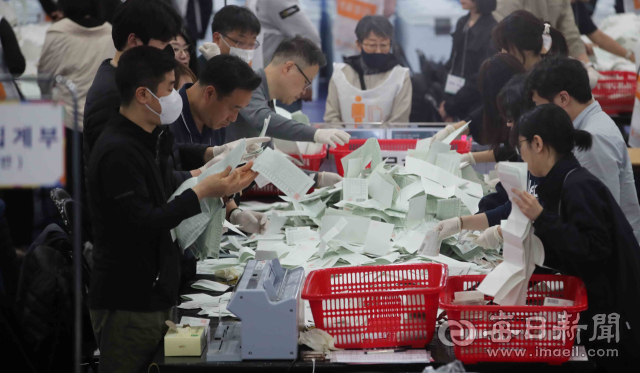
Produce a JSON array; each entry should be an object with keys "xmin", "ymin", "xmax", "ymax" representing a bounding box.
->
[{"xmin": 170, "ymin": 83, "xmax": 226, "ymax": 147}]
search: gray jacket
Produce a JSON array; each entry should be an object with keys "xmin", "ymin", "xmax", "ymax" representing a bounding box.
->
[
  {"xmin": 573, "ymin": 101, "xmax": 640, "ymax": 243},
  {"xmin": 225, "ymin": 68, "xmax": 318, "ymax": 143}
]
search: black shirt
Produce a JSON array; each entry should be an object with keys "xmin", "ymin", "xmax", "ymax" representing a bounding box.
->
[
  {"xmin": 0, "ymin": 17, "xmax": 26, "ymax": 76},
  {"xmin": 87, "ymin": 113, "xmax": 201, "ymax": 311},
  {"xmin": 572, "ymin": 2, "xmax": 598, "ymax": 36}
]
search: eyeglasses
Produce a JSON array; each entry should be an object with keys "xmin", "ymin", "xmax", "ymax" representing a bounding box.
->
[
  {"xmin": 221, "ymin": 33, "xmax": 260, "ymax": 50},
  {"xmin": 171, "ymin": 44, "xmax": 191, "ymax": 56},
  {"xmin": 294, "ymin": 63, "xmax": 312, "ymax": 90},
  {"xmin": 515, "ymin": 139, "xmax": 527, "ymax": 156},
  {"xmin": 361, "ymin": 42, "xmax": 391, "ymax": 53}
]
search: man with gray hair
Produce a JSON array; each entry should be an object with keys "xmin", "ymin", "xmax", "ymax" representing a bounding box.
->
[{"xmin": 226, "ymin": 35, "xmax": 351, "ymax": 149}]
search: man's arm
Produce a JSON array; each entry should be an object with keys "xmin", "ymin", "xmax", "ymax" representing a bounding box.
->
[
  {"xmin": 267, "ymin": 0, "xmax": 321, "ymax": 46},
  {"xmin": 238, "ymin": 91, "xmax": 318, "ymax": 142},
  {"xmin": 558, "ymin": 0, "xmax": 588, "ymax": 61},
  {"xmin": 387, "ymin": 70, "xmax": 412, "ymax": 123},
  {"xmin": 588, "ymin": 29, "xmax": 635, "ymax": 62}
]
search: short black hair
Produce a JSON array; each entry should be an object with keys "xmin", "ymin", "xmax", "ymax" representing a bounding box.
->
[
  {"xmin": 111, "ymin": 0, "xmax": 182, "ymax": 51},
  {"xmin": 525, "ymin": 55, "xmax": 593, "ymax": 104},
  {"xmin": 497, "ymin": 74, "xmax": 534, "ymax": 126},
  {"xmin": 116, "ymin": 46, "xmax": 178, "ymax": 105},
  {"xmin": 479, "ymin": 53, "xmax": 527, "ymax": 147},
  {"xmin": 58, "ymin": 0, "xmax": 104, "ymax": 22},
  {"xmin": 355, "ymin": 15, "xmax": 393, "ymax": 42},
  {"xmin": 475, "ymin": 0, "xmax": 497, "ymax": 15},
  {"xmin": 211, "ymin": 5, "xmax": 261, "ymax": 37},
  {"xmin": 198, "ymin": 54, "xmax": 262, "ymax": 99},
  {"xmin": 492, "ymin": 10, "xmax": 568, "ymax": 65},
  {"xmin": 271, "ymin": 35, "xmax": 327, "ymax": 68},
  {"xmin": 513, "ymin": 104, "xmax": 592, "ymax": 156}
]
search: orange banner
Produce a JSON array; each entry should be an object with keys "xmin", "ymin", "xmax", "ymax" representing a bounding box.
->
[{"xmin": 336, "ymin": 0, "xmax": 378, "ymax": 20}]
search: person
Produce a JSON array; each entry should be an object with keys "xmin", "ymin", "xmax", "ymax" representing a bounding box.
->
[
  {"xmin": 197, "ymin": 5, "xmax": 261, "ymax": 71},
  {"xmin": 87, "ymin": 46, "xmax": 258, "ymax": 373},
  {"xmin": 170, "ymin": 30, "xmax": 199, "ymax": 75},
  {"xmin": 0, "ymin": 15, "xmax": 25, "ymax": 100},
  {"xmin": 439, "ymin": 0, "xmax": 498, "ymax": 122},
  {"xmin": 84, "ymin": 0, "xmax": 183, "ymax": 159},
  {"xmin": 174, "ymin": 62, "xmax": 197, "ymax": 91},
  {"xmin": 37, "ymin": 0, "xmax": 115, "ymax": 196},
  {"xmin": 526, "ymin": 55, "xmax": 640, "ymax": 243},
  {"xmin": 170, "ymin": 54, "xmax": 271, "ymax": 235},
  {"xmin": 571, "ymin": 0, "xmax": 636, "ymax": 62},
  {"xmin": 493, "ymin": 0, "xmax": 589, "ymax": 63},
  {"xmin": 435, "ymin": 73, "xmax": 538, "ymax": 247},
  {"xmin": 323, "ymin": 15, "xmax": 412, "ymax": 124},
  {"xmin": 432, "ymin": 9, "xmax": 569, "ymax": 143},
  {"xmin": 228, "ymin": 36, "xmax": 350, "ymax": 149},
  {"xmin": 510, "ymin": 103, "xmax": 640, "ymax": 371}
]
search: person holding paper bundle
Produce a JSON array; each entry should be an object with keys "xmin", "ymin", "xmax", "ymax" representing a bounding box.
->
[
  {"xmin": 511, "ymin": 103, "xmax": 640, "ymax": 371},
  {"xmin": 526, "ymin": 56, "xmax": 640, "ymax": 244},
  {"xmin": 170, "ymin": 54, "xmax": 271, "ymax": 235},
  {"xmin": 432, "ymin": 10, "xmax": 569, "ymax": 145},
  {"xmin": 323, "ymin": 15, "xmax": 412, "ymax": 124},
  {"xmin": 87, "ymin": 46, "xmax": 258, "ymax": 372}
]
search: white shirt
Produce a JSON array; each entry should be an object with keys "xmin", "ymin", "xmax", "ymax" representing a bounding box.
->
[{"xmin": 573, "ymin": 101, "xmax": 640, "ymax": 243}]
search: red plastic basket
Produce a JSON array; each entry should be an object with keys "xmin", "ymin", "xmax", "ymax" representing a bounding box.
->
[
  {"xmin": 243, "ymin": 145, "xmax": 327, "ymax": 196},
  {"xmin": 592, "ymin": 71, "xmax": 637, "ymax": 115},
  {"xmin": 439, "ymin": 275, "xmax": 588, "ymax": 364},
  {"xmin": 302, "ymin": 263, "xmax": 448, "ymax": 349},
  {"xmin": 329, "ymin": 138, "xmax": 472, "ymax": 176}
]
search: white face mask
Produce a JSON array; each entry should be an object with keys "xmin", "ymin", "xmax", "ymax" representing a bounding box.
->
[
  {"xmin": 146, "ymin": 88, "xmax": 183, "ymax": 124},
  {"xmin": 220, "ymin": 36, "xmax": 254, "ymax": 64}
]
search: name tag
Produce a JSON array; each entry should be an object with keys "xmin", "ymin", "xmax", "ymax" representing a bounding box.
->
[{"xmin": 445, "ymin": 74, "xmax": 466, "ymax": 95}]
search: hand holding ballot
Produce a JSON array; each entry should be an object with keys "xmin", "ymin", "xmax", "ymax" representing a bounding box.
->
[
  {"xmin": 474, "ymin": 225, "xmax": 503, "ymax": 250},
  {"xmin": 435, "ymin": 217, "xmax": 461, "ymax": 241},
  {"xmin": 313, "ymin": 129, "xmax": 351, "ymax": 148},
  {"xmin": 201, "ymin": 137, "xmax": 272, "ymax": 171},
  {"xmin": 193, "ymin": 163, "xmax": 258, "ymax": 200},
  {"xmin": 511, "ymin": 189, "xmax": 543, "ymax": 221}
]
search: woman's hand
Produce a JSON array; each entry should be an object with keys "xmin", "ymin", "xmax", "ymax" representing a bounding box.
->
[{"xmin": 512, "ymin": 189, "xmax": 543, "ymax": 221}]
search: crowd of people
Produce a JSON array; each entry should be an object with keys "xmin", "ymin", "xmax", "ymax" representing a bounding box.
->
[{"xmin": 1, "ymin": 1, "xmax": 640, "ymax": 372}]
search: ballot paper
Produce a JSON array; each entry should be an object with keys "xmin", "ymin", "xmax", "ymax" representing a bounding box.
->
[
  {"xmin": 330, "ymin": 350, "xmax": 431, "ymax": 364},
  {"xmin": 321, "ymin": 215, "xmax": 371, "ymax": 245},
  {"xmin": 191, "ymin": 280, "xmax": 230, "ymax": 292},
  {"xmin": 252, "ymin": 147, "xmax": 314, "ymax": 201},
  {"xmin": 407, "ymin": 194, "xmax": 427, "ymax": 223},
  {"xmin": 259, "ymin": 115, "xmax": 271, "ymax": 138},
  {"xmin": 343, "ymin": 178, "xmax": 368, "ymax": 202},
  {"xmin": 422, "ymin": 177, "xmax": 456, "ymax": 199},
  {"xmin": 418, "ymin": 229, "xmax": 440, "ymax": 257},
  {"xmin": 436, "ymin": 198, "xmax": 462, "ymax": 220},
  {"xmin": 442, "ymin": 121, "xmax": 470, "ymax": 144},
  {"xmin": 280, "ymin": 243, "xmax": 319, "ymax": 267},
  {"xmin": 426, "ymin": 141, "xmax": 452, "ymax": 165},
  {"xmin": 341, "ymin": 138, "xmax": 382, "ymax": 178},
  {"xmin": 394, "ymin": 230, "xmax": 427, "ymax": 254},
  {"xmin": 363, "ymin": 220, "xmax": 394, "ymax": 256},
  {"xmin": 285, "ymin": 227, "xmax": 317, "ymax": 245},
  {"xmin": 436, "ymin": 152, "xmax": 462, "ymax": 176},
  {"xmin": 223, "ymin": 220, "xmax": 246, "ymax": 237},
  {"xmin": 317, "ymin": 217, "xmax": 348, "ymax": 257},
  {"xmin": 368, "ymin": 171, "xmax": 394, "ymax": 209}
]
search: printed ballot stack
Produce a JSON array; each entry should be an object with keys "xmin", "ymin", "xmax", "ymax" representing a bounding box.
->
[{"xmin": 477, "ymin": 162, "xmax": 545, "ymax": 305}]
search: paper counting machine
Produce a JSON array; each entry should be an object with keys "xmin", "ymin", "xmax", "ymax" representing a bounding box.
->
[{"xmin": 214, "ymin": 258, "xmax": 305, "ymax": 360}]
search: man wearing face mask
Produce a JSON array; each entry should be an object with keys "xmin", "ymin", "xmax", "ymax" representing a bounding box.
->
[
  {"xmin": 170, "ymin": 54, "xmax": 271, "ymax": 235},
  {"xmin": 87, "ymin": 46, "xmax": 258, "ymax": 373},
  {"xmin": 324, "ymin": 15, "xmax": 412, "ymax": 124},
  {"xmin": 197, "ymin": 5, "xmax": 260, "ymax": 71}
]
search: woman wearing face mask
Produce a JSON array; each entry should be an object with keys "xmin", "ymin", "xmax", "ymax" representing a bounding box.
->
[
  {"xmin": 438, "ymin": 0, "xmax": 497, "ymax": 122},
  {"xmin": 324, "ymin": 15, "xmax": 412, "ymax": 124},
  {"xmin": 511, "ymin": 104, "xmax": 640, "ymax": 371}
]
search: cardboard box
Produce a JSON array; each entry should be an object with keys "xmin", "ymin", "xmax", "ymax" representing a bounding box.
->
[{"xmin": 164, "ymin": 325, "xmax": 207, "ymax": 356}]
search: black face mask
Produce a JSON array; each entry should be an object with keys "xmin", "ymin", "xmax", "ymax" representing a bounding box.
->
[{"xmin": 361, "ymin": 50, "xmax": 399, "ymax": 73}]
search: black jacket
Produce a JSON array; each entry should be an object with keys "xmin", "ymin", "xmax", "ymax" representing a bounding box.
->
[
  {"xmin": 83, "ymin": 60, "xmax": 206, "ymax": 185},
  {"xmin": 443, "ymin": 13, "xmax": 497, "ymax": 119},
  {"xmin": 533, "ymin": 155, "xmax": 640, "ymax": 351},
  {"xmin": 87, "ymin": 113, "xmax": 201, "ymax": 311}
]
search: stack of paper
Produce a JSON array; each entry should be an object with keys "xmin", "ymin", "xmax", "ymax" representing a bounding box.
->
[{"xmin": 476, "ymin": 162, "xmax": 545, "ymax": 305}]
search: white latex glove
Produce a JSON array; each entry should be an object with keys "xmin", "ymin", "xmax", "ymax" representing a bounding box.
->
[
  {"xmin": 228, "ymin": 137, "xmax": 271, "ymax": 154},
  {"xmin": 433, "ymin": 124, "xmax": 455, "ymax": 142},
  {"xmin": 230, "ymin": 209, "xmax": 270, "ymax": 235},
  {"xmin": 584, "ymin": 63, "xmax": 601, "ymax": 89},
  {"xmin": 434, "ymin": 217, "xmax": 462, "ymax": 241},
  {"xmin": 474, "ymin": 225, "xmax": 503, "ymax": 250},
  {"xmin": 313, "ymin": 129, "xmax": 351, "ymax": 148},
  {"xmin": 316, "ymin": 172, "xmax": 343, "ymax": 188},
  {"xmin": 461, "ymin": 152, "xmax": 476, "ymax": 165},
  {"xmin": 199, "ymin": 42, "xmax": 221, "ymax": 60}
]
